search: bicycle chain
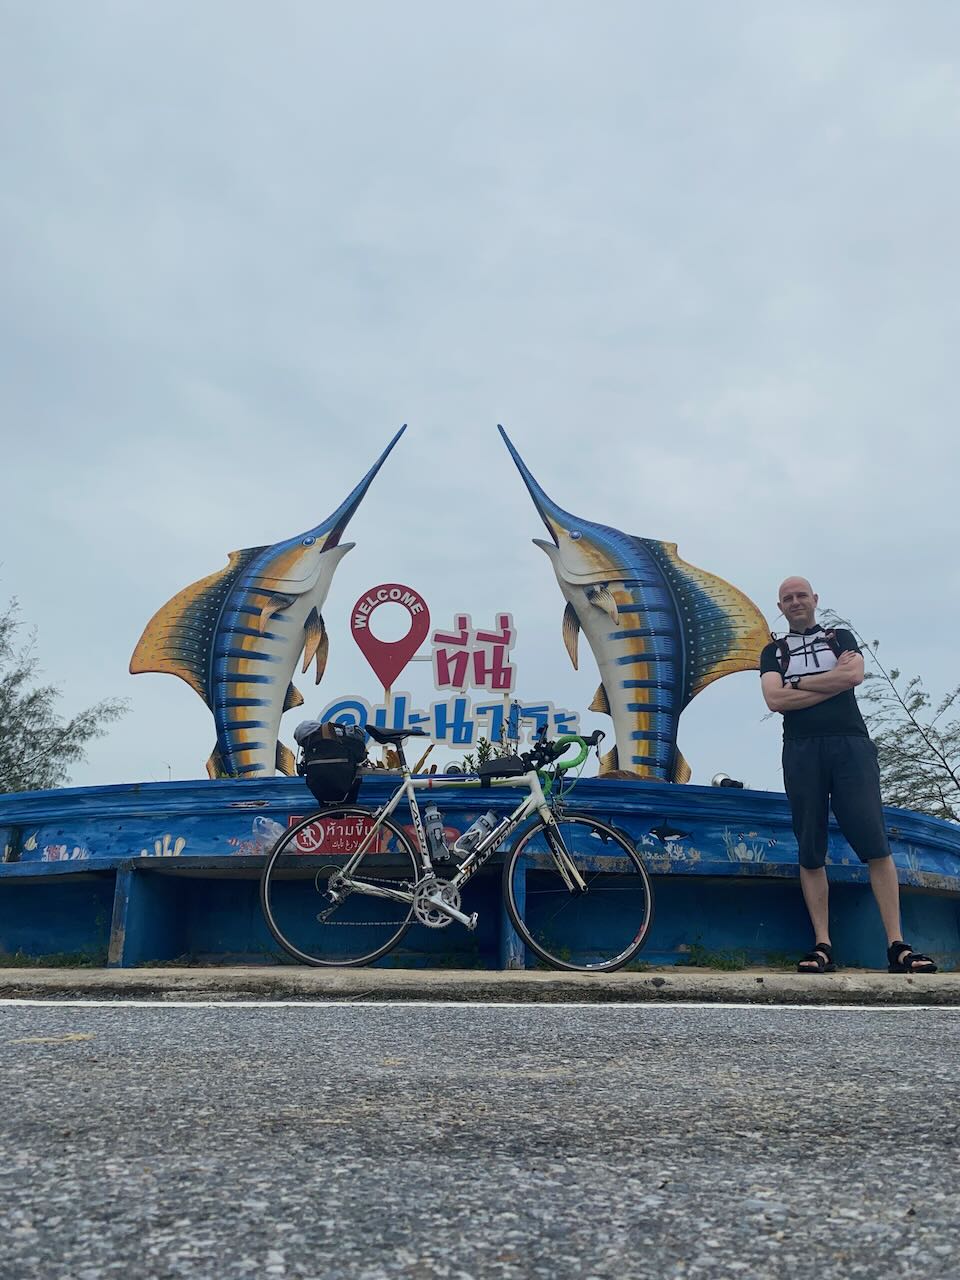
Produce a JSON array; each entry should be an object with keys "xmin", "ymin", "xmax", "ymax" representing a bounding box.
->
[{"xmin": 316, "ymin": 873, "xmax": 420, "ymax": 927}]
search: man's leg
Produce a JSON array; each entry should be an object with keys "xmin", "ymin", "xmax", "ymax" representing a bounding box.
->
[
  {"xmin": 783, "ymin": 739, "xmax": 831, "ymax": 968},
  {"xmin": 798, "ymin": 865, "xmax": 831, "ymax": 946},
  {"xmin": 867, "ymin": 855, "xmax": 902, "ymax": 947},
  {"xmin": 828, "ymin": 737, "xmax": 927, "ymax": 964}
]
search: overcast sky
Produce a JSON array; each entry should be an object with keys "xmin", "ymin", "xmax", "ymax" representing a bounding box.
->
[{"xmin": 2, "ymin": 1, "xmax": 958, "ymax": 794}]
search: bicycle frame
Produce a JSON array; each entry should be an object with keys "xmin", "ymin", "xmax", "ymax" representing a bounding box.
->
[{"xmin": 330, "ymin": 761, "xmax": 588, "ymax": 925}]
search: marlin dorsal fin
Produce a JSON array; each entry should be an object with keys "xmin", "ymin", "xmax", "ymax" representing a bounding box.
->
[
  {"xmin": 643, "ymin": 541, "xmax": 770, "ymax": 705},
  {"xmin": 672, "ymin": 749, "xmax": 692, "ymax": 785},
  {"xmin": 130, "ymin": 548, "xmax": 263, "ymax": 702},
  {"xmin": 276, "ymin": 741, "xmax": 297, "ymax": 776},
  {"xmin": 562, "ymin": 602, "xmax": 580, "ymax": 669},
  {"xmin": 599, "ymin": 745, "xmax": 619, "ymax": 775}
]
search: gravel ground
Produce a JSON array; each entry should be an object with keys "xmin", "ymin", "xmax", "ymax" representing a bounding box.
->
[{"xmin": 0, "ymin": 1002, "xmax": 957, "ymax": 1279}]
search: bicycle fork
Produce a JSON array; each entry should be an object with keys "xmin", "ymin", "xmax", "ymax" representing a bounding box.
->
[{"xmin": 542, "ymin": 814, "xmax": 589, "ymax": 893}]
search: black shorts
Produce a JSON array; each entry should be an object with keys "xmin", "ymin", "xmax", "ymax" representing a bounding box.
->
[{"xmin": 781, "ymin": 735, "xmax": 891, "ymax": 870}]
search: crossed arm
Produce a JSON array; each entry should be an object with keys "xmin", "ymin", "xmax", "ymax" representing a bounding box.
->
[{"xmin": 761, "ymin": 650, "xmax": 864, "ymax": 713}]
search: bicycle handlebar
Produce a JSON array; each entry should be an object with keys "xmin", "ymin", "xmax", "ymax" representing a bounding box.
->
[
  {"xmin": 521, "ymin": 728, "xmax": 604, "ymax": 773},
  {"xmin": 552, "ymin": 735, "xmax": 589, "ymax": 772}
]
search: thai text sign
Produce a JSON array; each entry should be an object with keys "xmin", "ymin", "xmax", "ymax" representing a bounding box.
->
[
  {"xmin": 320, "ymin": 692, "xmax": 579, "ymax": 747},
  {"xmin": 287, "ymin": 813, "xmax": 389, "ymax": 854},
  {"xmin": 332, "ymin": 593, "xmax": 578, "ymax": 747},
  {"xmin": 432, "ymin": 613, "xmax": 516, "ymax": 693}
]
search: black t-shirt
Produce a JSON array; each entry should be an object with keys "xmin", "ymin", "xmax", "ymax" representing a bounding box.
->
[{"xmin": 759, "ymin": 625, "xmax": 869, "ymax": 739}]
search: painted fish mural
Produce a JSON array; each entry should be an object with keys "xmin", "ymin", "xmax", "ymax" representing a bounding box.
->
[
  {"xmin": 130, "ymin": 427, "xmax": 406, "ymax": 778},
  {"xmin": 499, "ymin": 425, "xmax": 769, "ymax": 782}
]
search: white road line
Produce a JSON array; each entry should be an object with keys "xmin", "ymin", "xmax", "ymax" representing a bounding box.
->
[{"xmin": 0, "ymin": 999, "xmax": 954, "ymax": 1012}]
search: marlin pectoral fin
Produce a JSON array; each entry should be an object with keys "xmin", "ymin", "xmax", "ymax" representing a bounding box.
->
[
  {"xmin": 302, "ymin": 608, "xmax": 329, "ymax": 683},
  {"xmin": 587, "ymin": 586, "xmax": 620, "ymax": 624},
  {"xmin": 259, "ymin": 592, "xmax": 296, "ymax": 634},
  {"xmin": 562, "ymin": 603, "xmax": 580, "ymax": 669},
  {"xmin": 599, "ymin": 745, "xmax": 619, "ymax": 775},
  {"xmin": 314, "ymin": 627, "xmax": 329, "ymax": 684},
  {"xmin": 206, "ymin": 745, "xmax": 228, "ymax": 779},
  {"xmin": 283, "ymin": 683, "xmax": 305, "ymax": 712},
  {"xmin": 589, "ymin": 683, "xmax": 610, "ymax": 715},
  {"xmin": 672, "ymin": 750, "xmax": 692, "ymax": 785},
  {"xmin": 276, "ymin": 741, "xmax": 297, "ymax": 776}
]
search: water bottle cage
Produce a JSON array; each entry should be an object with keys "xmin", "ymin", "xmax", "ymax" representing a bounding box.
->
[{"xmin": 453, "ymin": 811, "xmax": 498, "ymax": 857}]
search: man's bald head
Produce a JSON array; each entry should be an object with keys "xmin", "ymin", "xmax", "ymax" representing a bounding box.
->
[{"xmin": 778, "ymin": 577, "xmax": 818, "ymax": 630}]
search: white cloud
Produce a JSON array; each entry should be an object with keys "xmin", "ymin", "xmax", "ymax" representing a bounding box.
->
[{"xmin": 2, "ymin": 0, "xmax": 958, "ymax": 793}]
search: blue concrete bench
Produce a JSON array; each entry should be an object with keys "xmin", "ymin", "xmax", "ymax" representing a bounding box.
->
[{"xmin": 2, "ymin": 776, "xmax": 959, "ymax": 969}]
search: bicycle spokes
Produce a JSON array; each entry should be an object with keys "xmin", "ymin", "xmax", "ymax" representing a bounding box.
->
[
  {"xmin": 505, "ymin": 816, "xmax": 653, "ymax": 971},
  {"xmin": 261, "ymin": 809, "xmax": 421, "ymax": 966}
]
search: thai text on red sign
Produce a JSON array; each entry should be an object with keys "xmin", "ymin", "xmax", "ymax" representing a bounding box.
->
[{"xmin": 287, "ymin": 814, "xmax": 392, "ymax": 855}]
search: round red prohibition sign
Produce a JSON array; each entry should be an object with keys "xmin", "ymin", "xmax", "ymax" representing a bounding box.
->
[{"xmin": 350, "ymin": 584, "xmax": 431, "ymax": 689}]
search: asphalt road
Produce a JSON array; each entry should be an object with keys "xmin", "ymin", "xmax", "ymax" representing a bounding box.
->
[{"xmin": 0, "ymin": 1002, "xmax": 957, "ymax": 1280}]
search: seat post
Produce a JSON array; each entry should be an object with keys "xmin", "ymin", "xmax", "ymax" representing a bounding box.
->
[{"xmin": 394, "ymin": 742, "xmax": 409, "ymax": 774}]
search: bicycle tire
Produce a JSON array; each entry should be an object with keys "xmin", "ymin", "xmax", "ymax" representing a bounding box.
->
[
  {"xmin": 502, "ymin": 814, "xmax": 654, "ymax": 972},
  {"xmin": 260, "ymin": 805, "xmax": 421, "ymax": 967}
]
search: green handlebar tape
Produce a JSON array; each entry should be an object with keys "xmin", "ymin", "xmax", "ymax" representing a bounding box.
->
[{"xmin": 554, "ymin": 735, "xmax": 589, "ymax": 772}]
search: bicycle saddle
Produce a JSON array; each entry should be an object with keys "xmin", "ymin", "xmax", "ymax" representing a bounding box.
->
[{"xmin": 366, "ymin": 726, "xmax": 429, "ymax": 745}]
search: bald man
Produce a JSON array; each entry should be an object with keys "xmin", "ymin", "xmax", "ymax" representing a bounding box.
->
[{"xmin": 760, "ymin": 577, "xmax": 937, "ymax": 975}]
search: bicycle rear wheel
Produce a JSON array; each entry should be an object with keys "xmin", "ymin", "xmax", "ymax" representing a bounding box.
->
[
  {"xmin": 503, "ymin": 814, "xmax": 654, "ymax": 972},
  {"xmin": 260, "ymin": 806, "xmax": 420, "ymax": 967}
]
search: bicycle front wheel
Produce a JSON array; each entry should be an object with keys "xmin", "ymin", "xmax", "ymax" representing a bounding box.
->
[
  {"xmin": 503, "ymin": 815, "xmax": 654, "ymax": 972},
  {"xmin": 260, "ymin": 806, "xmax": 420, "ymax": 967}
]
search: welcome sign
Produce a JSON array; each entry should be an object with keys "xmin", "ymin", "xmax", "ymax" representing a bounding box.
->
[{"xmin": 323, "ymin": 585, "xmax": 579, "ymax": 748}]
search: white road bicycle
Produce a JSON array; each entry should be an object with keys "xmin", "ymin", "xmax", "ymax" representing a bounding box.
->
[{"xmin": 259, "ymin": 725, "xmax": 654, "ymax": 972}]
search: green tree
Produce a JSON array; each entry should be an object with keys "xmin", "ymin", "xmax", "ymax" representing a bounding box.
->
[
  {"xmin": 822, "ymin": 611, "xmax": 959, "ymax": 823},
  {"xmin": 0, "ymin": 599, "xmax": 128, "ymax": 794}
]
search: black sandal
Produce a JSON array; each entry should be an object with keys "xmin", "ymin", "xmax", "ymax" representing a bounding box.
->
[
  {"xmin": 887, "ymin": 941, "xmax": 938, "ymax": 974},
  {"xmin": 797, "ymin": 942, "xmax": 836, "ymax": 973}
]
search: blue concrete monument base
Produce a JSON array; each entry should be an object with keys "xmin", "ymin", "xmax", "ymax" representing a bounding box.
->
[{"xmin": 1, "ymin": 775, "xmax": 958, "ymax": 971}]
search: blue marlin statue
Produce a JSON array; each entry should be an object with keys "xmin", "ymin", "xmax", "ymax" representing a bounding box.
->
[
  {"xmin": 130, "ymin": 427, "xmax": 406, "ymax": 778},
  {"xmin": 499, "ymin": 425, "xmax": 769, "ymax": 782}
]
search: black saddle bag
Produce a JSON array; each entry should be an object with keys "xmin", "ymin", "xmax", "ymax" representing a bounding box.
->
[{"xmin": 299, "ymin": 724, "xmax": 367, "ymax": 806}]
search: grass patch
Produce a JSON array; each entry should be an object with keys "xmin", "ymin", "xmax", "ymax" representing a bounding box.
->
[
  {"xmin": 0, "ymin": 949, "xmax": 108, "ymax": 969},
  {"xmin": 133, "ymin": 953, "xmax": 197, "ymax": 968},
  {"xmin": 679, "ymin": 942, "xmax": 749, "ymax": 971}
]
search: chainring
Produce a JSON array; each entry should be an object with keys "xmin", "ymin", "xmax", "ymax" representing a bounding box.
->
[{"xmin": 412, "ymin": 878, "xmax": 462, "ymax": 929}]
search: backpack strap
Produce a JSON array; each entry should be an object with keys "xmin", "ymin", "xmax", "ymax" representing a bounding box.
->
[
  {"xmin": 819, "ymin": 628, "xmax": 842, "ymax": 658},
  {"xmin": 770, "ymin": 632, "xmax": 791, "ymax": 676}
]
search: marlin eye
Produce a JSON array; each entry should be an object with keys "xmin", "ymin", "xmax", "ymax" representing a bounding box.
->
[
  {"xmin": 301, "ymin": 536, "xmax": 316, "ymax": 546},
  {"xmin": 569, "ymin": 530, "xmax": 582, "ymax": 541}
]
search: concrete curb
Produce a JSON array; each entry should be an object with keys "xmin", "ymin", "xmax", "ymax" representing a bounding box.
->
[{"xmin": 0, "ymin": 966, "xmax": 958, "ymax": 1005}]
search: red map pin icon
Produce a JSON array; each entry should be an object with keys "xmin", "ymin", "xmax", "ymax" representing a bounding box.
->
[{"xmin": 350, "ymin": 584, "xmax": 431, "ymax": 689}]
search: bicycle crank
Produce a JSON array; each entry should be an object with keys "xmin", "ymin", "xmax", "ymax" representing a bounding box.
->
[{"xmin": 412, "ymin": 879, "xmax": 478, "ymax": 930}]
